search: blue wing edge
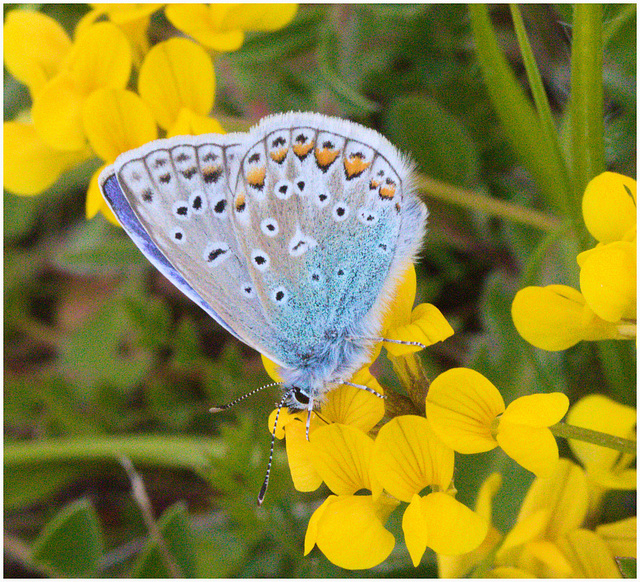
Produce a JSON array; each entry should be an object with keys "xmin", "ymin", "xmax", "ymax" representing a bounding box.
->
[{"xmin": 99, "ymin": 170, "xmax": 245, "ymax": 343}]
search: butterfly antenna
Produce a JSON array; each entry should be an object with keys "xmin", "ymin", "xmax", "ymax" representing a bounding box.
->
[
  {"xmin": 258, "ymin": 388, "xmax": 292, "ymax": 506},
  {"xmin": 341, "ymin": 380, "xmax": 386, "ymax": 399},
  {"xmin": 347, "ymin": 336, "xmax": 428, "ymax": 351},
  {"xmin": 210, "ymin": 382, "xmax": 283, "ymax": 413}
]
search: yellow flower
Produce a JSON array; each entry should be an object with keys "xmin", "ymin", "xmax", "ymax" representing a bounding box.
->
[
  {"xmin": 76, "ymin": 4, "xmax": 164, "ymax": 67},
  {"xmin": 138, "ymin": 38, "xmax": 219, "ymax": 136},
  {"xmin": 82, "ymin": 88, "xmax": 158, "ymax": 225},
  {"xmin": 4, "ymin": 120, "xmax": 91, "ymax": 196},
  {"xmin": 495, "ymin": 459, "xmax": 589, "ymax": 577},
  {"xmin": 304, "ymin": 423, "xmax": 399, "ymax": 570},
  {"xmin": 372, "ymin": 415, "xmax": 488, "ymax": 565},
  {"xmin": 512, "ymin": 284, "xmax": 623, "ymax": 350},
  {"xmin": 31, "ymin": 22, "xmax": 132, "ymax": 151},
  {"xmin": 4, "ymin": 10, "xmax": 72, "ymax": 97},
  {"xmin": 425, "ymin": 368, "xmax": 569, "ymax": 477},
  {"xmin": 512, "ymin": 172, "xmax": 637, "ymax": 350},
  {"xmin": 566, "ymin": 394, "xmax": 636, "ymax": 512},
  {"xmin": 165, "ymin": 4, "xmax": 298, "ymax": 52},
  {"xmin": 379, "ymin": 264, "xmax": 454, "ymax": 357}
]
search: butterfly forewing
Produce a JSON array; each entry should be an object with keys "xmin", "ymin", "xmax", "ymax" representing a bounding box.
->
[{"xmin": 105, "ymin": 135, "xmax": 287, "ymax": 365}]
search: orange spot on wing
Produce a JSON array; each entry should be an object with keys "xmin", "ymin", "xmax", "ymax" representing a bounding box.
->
[
  {"xmin": 235, "ymin": 192, "xmax": 246, "ymax": 212},
  {"xmin": 246, "ymin": 166, "xmax": 266, "ymax": 188},
  {"xmin": 379, "ymin": 179, "xmax": 397, "ymax": 199},
  {"xmin": 344, "ymin": 153, "xmax": 371, "ymax": 179},
  {"xmin": 315, "ymin": 147, "xmax": 340, "ymax": 169},
  {"xmin": 293, "ymin": 141, "xmax": 314, "ymax": 158},
  {"xmin": 270, "ymin": 147, "xmax": 288, "ymax": 163}
]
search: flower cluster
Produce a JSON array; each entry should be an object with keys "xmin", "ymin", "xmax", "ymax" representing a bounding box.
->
[
  {"xmin": 439, "ymin": 395, "xmax": 636, "ymax": 578},
  {"xmin": 262, "ymin": 264, "xmax": 593, "ymax": 570},
  {"xmin": 3, "ymin": 4, "xmax": 298, "ymax": 223},
  {"xmin": 512, "ymin": 172, "xmax": 636, "ymax": 350}
]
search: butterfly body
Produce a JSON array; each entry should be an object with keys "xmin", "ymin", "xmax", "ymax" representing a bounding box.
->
[{"xmin": 100, "ymin": 112, "xmax": 427, "ymax": 411}]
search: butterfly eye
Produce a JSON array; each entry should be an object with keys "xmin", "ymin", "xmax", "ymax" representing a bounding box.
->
[{"xmin": 291, "ymin": 387, "xmax": 309, "ymax": 406}]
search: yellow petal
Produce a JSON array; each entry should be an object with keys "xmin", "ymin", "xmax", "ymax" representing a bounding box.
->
[
  {"xmin": 31, "ymin": 73, "xmax": 87, "ymax": 150},
  {"xmin": 282, "ymin": 418, "xmax": 323, "ymax": 492},
  {"xmin": 496, "ymin": 422, "xmax": 559, "ymax": 477},
  {"xmin": 304, "ymin": 495, "xmax": 335, "ymax": 555},
  {"xmin": 524, "ymin": 540, "xmax": 574, "ymax": 577},
  {"xmin": 321, "ymin": 381, "xmax": 384, "ymax": 434},
  {"xmin": 422, "ymin": 492, "xmax": 489, "ymax": 555},
  {"xmin": 566, "ymin": 394, "xmax": 637, "ymax": 489},
  {"xmin": 167, "ymin": 109, "xmax": 225, "ymax": 138},
  {"xmin": 164, "ymin": 4, "xmax": 245, "ymax": 52},
  {"xmin": 82, "ymin": 88, "xmax": 157, "ymax": 162},
  {"xmin": 220, "ymin": 4, "xmax": 299, "ymax": 31},
  {"xmin": 372, "ymin": 415, "xmax": 454, "ymax": 502},
  {"xmin": 475, "ymin": 472, "xmax": 502, "ymax": 522},
  {"xmin": 379, "ymin": 264, "xmax": 416, "ymax": 334},
  {"xmin": 556, "ymin": 528, "xmax": 622, "ymax": 577},
  {"xmin": 64, "ymin": 22, "xmax": 132, "ymax": 95},
  {"xmin": 310, "ymin": 423, "xmax": 374, "ymax": 494},
  {"xmin": 579, "ymin": 241, "xmax": 636, "ymax": 322},
  {"xmin": 4, "ymin": 9, "xmax": 71, "ymax": 95},
  {"xmin": 86, "ymin": 165, "xmax": 120, "ymax": 226},
  {"xmin": 517, "ymin": 459, "xmax": 589, "ymax": 540},
  {"xmin": 486, "ymin": 566, "xmax": 537, "ymax": 578},
  {"xmin": 138, "ymin": 38, "xmax": 215, "ymax": 130},
  {"xmin": 497, "ymin": 508, "xmax": 549, "ymax": 558},
  {"xmin": 93, "ymin": 3, "xmax": 163, "ymax": 23},
  {"xmin": 385, "ymin": 303, "xmax": 454, "ymax": 356},
  {"xmin": 502, "ymin": 393, "xmax": 569, "ymax": 427},
  {"xmin": 402, "ymin": 494, "xmax": 430, "ymax": 567},
  {"xmin": 314, "ymin": 495, "xmax": 396, "ymax": 570},
  {"xmin": 595, "ymin": 516, "xmax": 637, "ymax": 559},
  {"xmin": 582, "ymin": 172, "xmax": 637, "ymax": 244},
  {"xmin": 261, "ymin": 354, "xmax": 283, "ymax": 382},
  {"xmin": 3, "ymin": 120, "xmax": 88, "ymax": 195},
  {"xmin": 425, "ymin": 367, "xmax": 504, "ymax": 453},
  {"xmin": 512, "ymin": 285, "xmax": 620, "ymax": 350}
]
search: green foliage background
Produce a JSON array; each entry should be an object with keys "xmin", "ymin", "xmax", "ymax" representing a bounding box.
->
[{"xmin": 4, "ymin": 4, "xmax": 636, "ymax": 577}]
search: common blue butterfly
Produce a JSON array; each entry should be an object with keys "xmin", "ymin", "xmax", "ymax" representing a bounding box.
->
[{"xmin": 99, "ymin": 112, "xmax": 427, "ymax": 498}]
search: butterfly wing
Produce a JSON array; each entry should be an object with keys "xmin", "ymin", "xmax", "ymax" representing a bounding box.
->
[
  {"xmin": 229, "ymin": 113, "xmax": 427, "ymax": 376},
  {"xmin": 99, "ymin": 134, "xmax": 288, "ymax": 366}
]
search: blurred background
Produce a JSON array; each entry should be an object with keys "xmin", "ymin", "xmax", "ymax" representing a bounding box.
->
[{"xmin": 4, "ymin": 4, "xmax": 636, "ymax": 577}]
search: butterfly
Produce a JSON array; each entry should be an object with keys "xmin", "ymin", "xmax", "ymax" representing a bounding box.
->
[{"xmin": 100, "ymin": 112, "xmax": 428, "ymax": 500}]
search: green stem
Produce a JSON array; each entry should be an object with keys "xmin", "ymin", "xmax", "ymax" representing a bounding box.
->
[
  {"xmin": 415, "ymin": 173, "xmax": 562, "ymax": 232},
  {"xmin": 570, "ymin": 5, "xmax": 605, "ymax": 221},
  {"xmin": 550, "ymin": 422, "xmax": 636, "ymax": 455}
]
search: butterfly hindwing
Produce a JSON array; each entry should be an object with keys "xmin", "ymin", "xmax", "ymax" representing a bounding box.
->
[{"xmin": 230, "ymin": 113, "xmax": 427, "ymax": 376}]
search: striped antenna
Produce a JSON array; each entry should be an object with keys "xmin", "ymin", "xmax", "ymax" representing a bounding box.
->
[
  {"xmin": 341, "ymin": 380, "xmax": 386, "ymax": 399},
  {"xmin": 210, "ymin": 382, "xmax": 283, "ymax": 413},
  {"xmin": 347, "ymin": 336, "xmax": 428, "ymax": 351},
  {"xmin": 258, "ymin": 388, "xmax": 293, "ymax": 506}
]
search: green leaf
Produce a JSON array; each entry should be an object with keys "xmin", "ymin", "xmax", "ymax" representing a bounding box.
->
[
  {"xmin": 469, "ymin": 5, "xmax": 571, "ymax": 214},
  {"xmin": 5, "ymin": 435, "xmax": 223, "ymax": 508},
  {"xmin": 131, "ymin": 502, "xmax": 196, "ymax": 578},
  {"xmin": 617, "ymin": 557, "xmax": 637, "ymax": 579},
  {"xmin": 31, "ymin": 498, "xmax": 104, "ymax": 577},
  {"xmin": 384, "ymin": 95, "xmax": 480, "ymax": 186},
  {"xmin": 317, "ymin": 27, "xmax": 380, "ymax": 114}
]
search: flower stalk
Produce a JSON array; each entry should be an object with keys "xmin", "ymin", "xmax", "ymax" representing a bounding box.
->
[{"xmin": 550, "ymin": 422, "xmax": 636, "ymax": 455}]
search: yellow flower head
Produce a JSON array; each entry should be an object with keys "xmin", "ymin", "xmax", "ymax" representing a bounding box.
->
[
  {"xmin": 425, "ymin": 368, "xmax": 569, "ymax": 477},
  {"xmin": 372, "ymin": 415, "xmax": 488, "ymax": 565},
  {"xmin": 512, "ymin": 171, "xmax": 637, "ymax": 350},
  {"xmin": 304, "ymin": 423, "xmax": 399, "ymax": 570},
  {"xmin": 165, "ymin": 4, "xmax": 298, "ymax": 52}
]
